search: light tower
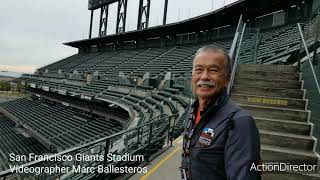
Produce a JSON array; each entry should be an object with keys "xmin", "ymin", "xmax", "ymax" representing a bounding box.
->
[{"xmin": 88, "ymin": 0, "xmax": 170, "ymax": 38}]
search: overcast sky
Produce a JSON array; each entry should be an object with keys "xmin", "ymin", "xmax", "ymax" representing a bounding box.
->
[{"xmin": 0, "ymin": 0, "xmax": 237, "ymax": 73}]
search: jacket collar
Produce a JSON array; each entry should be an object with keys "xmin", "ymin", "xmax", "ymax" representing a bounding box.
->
[
  {"xmin": 190, "ymin": 88, "xmax": 231, "ymax": 136},
  {"xmin": 191, "ymin": 88, "xmax": 229, "ymax": 112}
]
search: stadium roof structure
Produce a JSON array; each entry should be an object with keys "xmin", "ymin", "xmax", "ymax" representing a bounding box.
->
[{"xmin": 64, "ymin": 0, "xmax": 304, "ymax": 48}]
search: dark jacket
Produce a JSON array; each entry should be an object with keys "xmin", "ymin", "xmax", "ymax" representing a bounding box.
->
[{"xmin": 181, "ymin": 90, "xmax": 261, "ymax": 180}]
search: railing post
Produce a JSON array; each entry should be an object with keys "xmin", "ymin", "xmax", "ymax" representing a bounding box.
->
[
  {"xmin": 43, "ymin": 172, "xmax": 46, "ymax": 180},
  {"xmin": 137, "ymin": 126, "xmax": 141, "ymax": 144},
  {"xmin": 253, "ymin": 28, "xmax": 260, "ymax": 64},
  {"xmin": 146, "ymin": 122, "xmax": 153, "ymax": 162},
  {"xmin": 170, "ymin": 115, "xmax": 177, "ymax": 147},
  {"xmin": 167, "ymin": 116, "xmax": 171, "ymax": 146},
  {"xmin": 103, "ymin": 139, "xmax": 111, "ymax": 178},
  {"xmin": 297, "ymin": 39, "xmax": 303, "ymax": 72}
]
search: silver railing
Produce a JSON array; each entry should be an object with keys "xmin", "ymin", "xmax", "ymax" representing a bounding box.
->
[
  {"xmin": 227, "ymin": 15, "xmax": 246, "ymax": 95},
  {"xmin": 297, "ymin": 20, "xmax": 320, "ymax": 153},
  {"xmin": 297, "ymin": 23, "xmax": 320, "ymax": 96},
  {"xmin": 0, "ymin": 113, "xmax": 178, "ymax": 180}
]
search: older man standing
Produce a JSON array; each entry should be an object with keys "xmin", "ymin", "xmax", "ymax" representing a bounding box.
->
[{"xmin": 180, "ymin": 45, "xmax": 261, "ymax": 180}]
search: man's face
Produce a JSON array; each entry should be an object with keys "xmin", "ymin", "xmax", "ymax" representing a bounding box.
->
[{"xmin": 192, "ymin": 51, "xmax": 229, "ymax": 100}]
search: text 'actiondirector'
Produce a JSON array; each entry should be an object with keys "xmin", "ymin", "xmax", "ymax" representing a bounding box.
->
[
  {"xmin": 250, "ymin": 161, "xmax": 318, "ymax": 173},
  {"xmin": 9, "ymin": 153, "xmax": 144, "ymax": 162}
]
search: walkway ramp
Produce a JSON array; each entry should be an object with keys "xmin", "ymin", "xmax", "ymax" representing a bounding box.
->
[{"xmin": 130, "ymin": 137, "xmax": 182, "ymax": 180}]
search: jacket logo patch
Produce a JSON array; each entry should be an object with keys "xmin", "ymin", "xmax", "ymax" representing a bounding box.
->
[
  {"xmin": 198, "ymin": 128, "xmax": 214, "ymax": 148},
  {"xmin": 203, "ymin": 128, "xmax": 214, "ymax": 137}
]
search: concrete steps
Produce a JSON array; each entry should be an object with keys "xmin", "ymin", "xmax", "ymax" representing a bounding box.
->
[
  {"xmin": 254, "ymin": 117, "xmax": 312, "ymax": 136},
  {"xmin": 261, "ymin": 144, "xmax": 318, "ymax": 165},
  {"xmin": 260, "ymin": 130, "xmax": 315, "ymax": 151},
  {"xmin": 232, "ymin": 94, "xmax": 306, "ymax": 110},
  {"xmin": 240, "ymin": 104, "xmax": 309, "ymax": 122},
  {"xmin": 232, "ymin": 64, "xmax": 320, "ymax": 179},
  {"xmin": 235, "ymin": 77, "xmax": 302, "ymax": 89},
  {"xmin": 237, "ymin": 64, "xmax": 297, "ymax": 73},
  {"xmin": 235, "ymin": 70, "xmax": 300, "ymax": 80},
  {"xmin": 232, "ymin": 85, "xmax": 304, "ymax": 99}
]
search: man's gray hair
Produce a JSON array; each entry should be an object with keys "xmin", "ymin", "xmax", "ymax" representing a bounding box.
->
[{"xmin": 193, "ymin": 45, "xmax": 232, "ymax": 78}]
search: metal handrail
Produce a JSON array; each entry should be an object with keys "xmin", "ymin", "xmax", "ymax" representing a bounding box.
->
[
  {"xmin": 297, "ymin": 23, "xmax": 320, "ymax": 97},
  {"xmin": 0, "ymin": 113, "xmax": 175, "ymax": 177},
  {"xmin": 227, "ymin": 22, "xmax": 246, "ymax": 96},
  {"xmin": 234, "ymin": 23, "xmax": 246, "ymax": 67},
  {"xmin": 229, "ymin": 15, "xmax": 242, "ymax": 61}
]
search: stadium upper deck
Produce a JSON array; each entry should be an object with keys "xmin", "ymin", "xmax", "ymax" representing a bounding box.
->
[{"xmin": 64, "ymin": 0, "xmax": 307, "ymax": 49}]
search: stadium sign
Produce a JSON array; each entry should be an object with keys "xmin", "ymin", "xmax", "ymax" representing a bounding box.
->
[
  {"xmin": 61, "ymin": 102, "xmax": 70, "ymax": 107},
  {"xmin": 81, "ymin": 94, "xmax": 93, "ymax": 101},
  {"xmin": 69, "ymin": 92, "xmax": 80, "ymax": 97},
  {"xmin": 58, "ymin": 89, "xmax": 67, "ymax": 95},
  {"xmin": 30, "ymin": 83, "xmax": 36, "ymax": 88},
  {"xmin": 42, "ymin": 86, "xmax": 50, "ymax": 92}
]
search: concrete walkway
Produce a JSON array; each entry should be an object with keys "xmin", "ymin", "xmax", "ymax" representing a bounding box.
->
[{"xmin": 130, "ymin": 136, "xmax": 183, "ymax": 180}]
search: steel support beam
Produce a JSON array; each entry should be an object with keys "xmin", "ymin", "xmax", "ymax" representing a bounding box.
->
[
  {"xmin": 99, "ymin": 5, "xmax": 109, "ymax": 37},
  {"xmin": 89, "ymin": 10, "xmax": 94, "ymax": 39},
  {"xmin": 163, "ymin": 0, "xmax": 169, "ymax": 25},
  {"xmin": 137, "ymin": 0, "xmax": 151, "ymax": 30},
  {"xmin": 116, "ymin": 0, "xmax": 128, "ymax": 33}
]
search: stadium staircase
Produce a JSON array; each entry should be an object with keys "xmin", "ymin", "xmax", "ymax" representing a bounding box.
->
[{"xmin": 231, "ymin": 63, "xmax": 320, "ymax": 180}]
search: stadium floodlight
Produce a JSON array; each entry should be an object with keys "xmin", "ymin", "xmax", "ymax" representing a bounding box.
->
[{"xmin": 88, "ymin": 0, "xmax": 118, "ymax": 10}]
